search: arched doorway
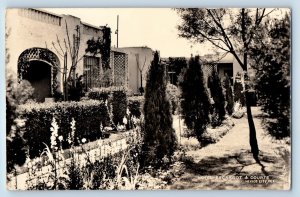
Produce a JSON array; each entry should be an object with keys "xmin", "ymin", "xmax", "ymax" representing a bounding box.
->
[{"xmin": 17, "ymin": 48, "xmax": 60, "ymax": 102}]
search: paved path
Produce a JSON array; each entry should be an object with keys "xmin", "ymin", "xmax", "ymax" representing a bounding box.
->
[{"xmin": 170, "ymin": 107, "xmax": 290, "ymax": 190}]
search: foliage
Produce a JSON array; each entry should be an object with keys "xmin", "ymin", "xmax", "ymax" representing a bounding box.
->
[
  {"xmin": 175, "ymin": 8, "xmax": 283, "ymax": 159},
  {"xmin": 250, "ymin": 14, "xmax": 290, "ymax": 139},
  {"xmin": 166, "ymin": 83, "xmax": 181, "ymax": 114},
  {"xmin": 16, "ymin": 100, "xmax": 110, "ymax": 160},
  {"xmin": 128, "ymin": 96, "xmax": 144, "ymax": 118},
  {"xmin": 112, "ymin": 90, "xmax": 128, "ymax": 126},
  {"xmin": 85, "ymin": 26, "xmax": 111, "ymax": 69},
  {"xmin": 166, "ymin": 57, "xmax": 188, "ymax": 85},
  {"xmin": 223, "ymin": 74, "xmax": 234, "ymax": 115},
  {"xmin": 208, "ymin": 68, "xmax": 226, "ymax": 127},
  {"xmin": 68, "ymin": 74, "xmax": 86, "ymax": 101},
  {"xmin": 87, "ymin": 88, "xmax": 110, "ymax": 101},
  {"xmin": 233, "ymin": 72, "xmax": 245, "ymax": 106},
  {"xmin": 20, "ymin": 129, "xmax": 144, "ymax": 190},
  {"xmin": 141, "ymin": 51, "xmax": 177, "ymax": 168},
  {"xmin": 6, "ymin": 72, "xmax": 35, "ymax": 172},
  {"xmin": 179, "ymin": 56, "xmax": 210, "ymax": 142}
]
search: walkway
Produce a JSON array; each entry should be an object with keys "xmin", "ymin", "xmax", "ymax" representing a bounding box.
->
[{"xmin": 170, "ymin": 107, "xmax": 290, "ymax": 190}]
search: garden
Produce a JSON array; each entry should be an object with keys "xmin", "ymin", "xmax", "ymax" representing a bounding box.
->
[{"xmin": 6, "ymin": 8, "xmax": 291, "ymax": 190}]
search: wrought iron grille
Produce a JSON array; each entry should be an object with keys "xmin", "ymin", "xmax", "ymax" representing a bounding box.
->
[{"xmin": 113, "ymin": 52, "xmax": 127, "ymax": 86}]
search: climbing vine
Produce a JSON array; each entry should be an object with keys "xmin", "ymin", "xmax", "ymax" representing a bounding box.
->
[{"xmin": 85, "ymin": 26, "xmax": 111, "ymax": 69}]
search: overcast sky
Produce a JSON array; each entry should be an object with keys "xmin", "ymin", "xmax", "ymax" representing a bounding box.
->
[{"xmin": 43, "ymin": 8, "xmax": 213, "ymax": 58}]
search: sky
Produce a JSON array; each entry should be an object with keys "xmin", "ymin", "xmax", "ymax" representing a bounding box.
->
[{"xmin": 43, "ymin": 8, "xmax": 213, "ymax": 58}]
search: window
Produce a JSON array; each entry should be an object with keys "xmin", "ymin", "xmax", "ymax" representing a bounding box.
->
[{"xmin": 83, "ymin": 56, "xmax": 100, "ymax": 90}]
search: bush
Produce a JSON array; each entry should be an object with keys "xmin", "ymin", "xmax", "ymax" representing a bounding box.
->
[
  {"xmin": 233, "ymin": 72, "xmax": 245, "ymax": 106},
  {"xmin": 87, "ymin": 87, "xmax": 111, "ymax": 101},
  {"xmin": 18, "ymin": 100, "xmax": 110, "ymax": 159},
  {"xmin": 128, "ymin": 96, "xmax": 144, "ymax": 118},
  {"xmin": 223, "ymin": 74, "xmax": 234, "ymax": 115},
  {"xmin": 88, "ymin": 87, "xmax": 131, "ymax": 127},
  {"xmin": 68, "ymin": 75, "xmax": 86, "ymax": 101},
  {"xmin": 112, "ymin": 90, "xmax": 127, "ymax": 126},
  {"xmin": 6, "ymin": 72, "xmax": 35, "ymax": 172}
]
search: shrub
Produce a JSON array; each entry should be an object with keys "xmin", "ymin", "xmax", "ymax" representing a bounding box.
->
[
  {"xmin": 87, "ymin": 87, "xmax": 111, "ymax": 101},
  {"xmin": 179, "ymin": 56, "xmax": 210, "ymax": 142},
  {"xmin": 18, "ymin": 100, "xmax": 110, "ymax": 159},
  {"xmin": 223, "ymin": 74, "xmax": 234, "ymax": 115},
  {"xmin": 112, "ymin": 90, "xmax": 127, "ymax": 126},
  {"xmin": 6, "ymin": 72, "xmax": 35, "ymax": 172},
  {"xmin": 128, "ymin": 96, "xmax": 144, "ymax": 118},
  {"xmin": 233, "ymin": 72, "xmax": 245, "ymax": 106},
  {"xmin": 141, "ymin": 51, "xmax": 177, "ymax": 168},
  {"xmin": 68, "ymin": 74, "xmax": 86, "ymax": 101}
]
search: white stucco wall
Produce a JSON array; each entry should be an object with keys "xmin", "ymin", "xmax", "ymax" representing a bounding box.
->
[
  {"xmin": 6, "ymin": 8, "xmax": 104, "ymax": 92},
  {"xmin": 114, "ymin": 47, "xmax": 154, "ymax": 93}
]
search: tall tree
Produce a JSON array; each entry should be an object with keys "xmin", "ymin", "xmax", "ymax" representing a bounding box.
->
[
  {"xmin": 250, "ymin": 14, "xmax": 290, "ymax": 139},
  {"xmin": 141, "ymin": 51, "xmax": 177, "ymax": 168},
  {"xmin": 208, "ymin": 67, "xmax": 226, "ymax": 127},
  {"xmin": 223, "ymin": 74, "xmax": 234, "ymax": 115},
  {"xmin": 179, "ymin": 56, "xmax": 210, "ymax": 142},
  {"xmin": 176, "ymin": 8, "xmax": 278, "ymax": 162}
]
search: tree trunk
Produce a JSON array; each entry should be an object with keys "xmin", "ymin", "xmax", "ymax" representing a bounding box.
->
[
  {"xmin": 245, "ymin": 91, "xmax": 259, "ymax": 160},
  {"xmin": 243, "ymin": 52, "xmax": 260, "ymax": 161}
]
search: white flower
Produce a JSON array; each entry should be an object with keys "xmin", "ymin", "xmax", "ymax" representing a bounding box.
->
[
  {"xmin": 58, "ymin": 135, "xmax": 63, "ymax": 142},
  {"xmin": 50, "ymin": 117, "xmax": 59, "ymax": 150},
  {"xmin": 123, "ymin": 117, "xmax": 128, "ymax": 125},
  {"xmin": 81, "ymin": 138, "xmax": 87, "ymax": 143}
]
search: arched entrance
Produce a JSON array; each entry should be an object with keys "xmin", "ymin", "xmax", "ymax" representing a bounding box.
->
[{"xmin": 17, "ymin": 48, "xmax": 60, "ymax": 102}]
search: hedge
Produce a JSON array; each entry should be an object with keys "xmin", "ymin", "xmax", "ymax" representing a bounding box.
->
[{"xmin": 18, "ymin": 100, "xmax": 110, "ymax": 159}]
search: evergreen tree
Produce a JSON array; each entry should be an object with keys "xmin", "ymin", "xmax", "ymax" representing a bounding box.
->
[
  {"xmin": 141, "ymin": 51, "xmax": 177, "ymax": 168},
  {"xmin": 251, "ymin": 14, "xmax": 290, "ymax": 139},
  {"xmin": 223, "ymin": 74, "xmax": 234, "ymax": 115},
  {"xmin": 233, "ymin": 72, "xmax": 245, "ymax": 106},
  {"xmin": 208, "ymin": 68, "xmax": 226, "ymax": 126},
  {"xmin": 179, "ymin": 56, "xmax": 210, "ymax": 142}
]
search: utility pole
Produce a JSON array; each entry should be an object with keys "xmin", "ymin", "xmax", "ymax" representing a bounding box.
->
[{"xmin": 116, "ymin": 15, "xmax": 119, "ymax": 48}]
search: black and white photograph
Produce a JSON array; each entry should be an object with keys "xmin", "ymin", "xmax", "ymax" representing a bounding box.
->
[{"xmin": 6, "ymin": 8, "xmax": 291, "ymax": 190}]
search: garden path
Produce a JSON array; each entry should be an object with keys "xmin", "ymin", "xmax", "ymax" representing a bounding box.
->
[{"xmin": 170, "ymin": 107, "xmax": 290, "ymax": 190}]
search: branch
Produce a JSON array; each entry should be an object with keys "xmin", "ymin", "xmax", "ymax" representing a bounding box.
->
[
  {"xmin": 207, "ymin": 9, "xmax": 234, "ymax": 50},
  {"xmin": 65, "ymin": 20, "xmax": 73, "ymax": 58},
  {"xmin": 141, "ymin": 56, "xmax": 147, "ymax": 71},
  {"xmin": 51, "ymin": 42, "xmax": 64, "ymax": 58},
  {"xmin": 56, "ymin": 34, "xmax": 66, "ymax": 55}
]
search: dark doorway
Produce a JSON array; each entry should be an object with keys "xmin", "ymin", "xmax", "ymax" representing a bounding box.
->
[{"xmin": 23, "ymin": 60, "xmax": 52, "ymax": 102}]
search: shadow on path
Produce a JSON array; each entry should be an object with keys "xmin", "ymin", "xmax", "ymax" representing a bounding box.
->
[{"xmin": 170, "ymin": 149, "xmax": 288, "ymax": 190}]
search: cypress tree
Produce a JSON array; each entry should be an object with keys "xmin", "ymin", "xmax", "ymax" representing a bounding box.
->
[
  {"xmin": 208, "ymin": 68, "xmax": 226, "ymax": 126},
  {"xmin": 179, "ymin": 56, "xmax": 210, "ymax": 142},
  {"xmin": 233, "ymin": 72, "xmax": 245, "ymax": 106},
  {"xmin": 141, "ymin": 51, "xmax": 177, "ymax": 168},
  {"xmin": 223, "ymin": 74, "xmax": 234, "ymax": 115}
]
